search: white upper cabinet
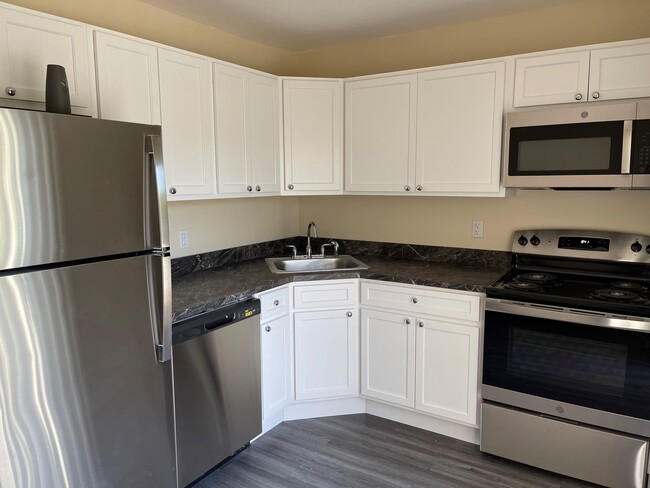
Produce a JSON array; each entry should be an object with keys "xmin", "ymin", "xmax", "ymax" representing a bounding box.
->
[
  {"xmin": 214, "ymin": 62, "xmax": 280, "ymax": 196},
  {"xmin": 0, "ymin": 5, "xmax": 91, "ymax": 114},
  {"xmin": 158, "ymin": 48, "xmax": 216, "ymax": 199},
  {"xmin": 94, "ymin": 31, "xmax": 160, "ymax": 124},
  {"xmin": 589, "ymin": 42, "xmax": 650, "ymax": 101},
  {"xmin": 416, "ymin": 61, "xmax": 505, "ymax": 194},
  {"xmin": 514, "ymin": 51, "xmax": 590, "ymax": 106},
  {"xmin": 345, "ymin": 74, "xmax": 417, "ymax": 193},
  {"xmin": 282, "ymin": 79, "xmax": 343, "ymax": 194},
  {"xmin": 514, "ymin": 40, "xmax": 650, "ymax": 107}
]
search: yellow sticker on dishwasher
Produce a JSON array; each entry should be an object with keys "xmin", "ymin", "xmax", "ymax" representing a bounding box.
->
[{"xmin": 245, "ymin": 310, "xmax": 253, "ymax": 317}]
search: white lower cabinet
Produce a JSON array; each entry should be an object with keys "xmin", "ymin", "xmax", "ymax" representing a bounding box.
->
[
  {"xmin": 257, "ymin": 286, "xmax": 292, "ymax": 421},
  {"xmin": 360, "ymin": 280, "xmax": 482, "ymax": 427},
  {"xmin": 294, "ymin": 308, "xmax": 358, "ymax": 401},
  {"xmin": 260, "ymin": 314, "xmax": 291, "ymax": 419},
  {"xmin": 361, "ymin": 309, "xmax": 415, "ymax": 408},
  {"xmin": 415, "ymin": 317, "xmax": 479, "ymax": 425}
]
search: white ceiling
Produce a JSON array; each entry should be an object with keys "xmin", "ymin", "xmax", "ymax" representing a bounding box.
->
[{"xmin": 140, "ymin": 0, "xmax": 585, "ymax": 52}]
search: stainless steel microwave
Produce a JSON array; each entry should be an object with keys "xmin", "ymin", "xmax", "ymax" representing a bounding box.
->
[{"xmin": 504, "ymin": 101, "xmax": 650, "ymax": 189}]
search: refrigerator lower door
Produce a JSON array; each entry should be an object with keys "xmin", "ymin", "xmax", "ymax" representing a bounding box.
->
[{"xmin": 0, "ymin": 256, "xmax": 176, "ymax": 488}]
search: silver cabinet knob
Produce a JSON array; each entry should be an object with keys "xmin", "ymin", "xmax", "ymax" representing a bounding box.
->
[
  {"xmin": 346, "ymin": 311, "xmax": 353, "ymax": 317},
  {"xmin": 574, "ymin": 93, "xmax": 583, "ymax": 101},
  {"xmin": 273, "ymin": 299, "xmax": 280, "ymax": 306},
  {"xmin": 265, "ymin": 325, "xmax": 271, "ymax": 332},
  {"xmin": 247, "ymin": 185, "xmax": 252, "ymax": 191},
  {"xmin": 416, "ymin": 185, "xmax": 423, "ymax": 191},
  {"xmin": 418, "ymin": 321, "xmax": 424, "ymax": 328},
  {"xmin": 288, "ymin": 184, "xmax": 294, "ymax": 190},
  {"xmin": 6, "ymin": 87, "xmax": 16, "ymax": 96},
  {"xmin": 255, "ymin": 185, "xmax": 261, "ymax": 192},
  {"xmin": 592, "ymin": 92, "xmax": 600, "ymax": 99},
  {"xmin": 411, "ymin": 297, "xmax": 418, "ymax": 304},
  {"xmin": 169, "ymin": 187, "xmax": 177, "ymax": 195},
  {"xmin": 404, "ymin": 185, "xmax": 411, "ymax": 192},
  {"xmin": 405, "ymin": 318, "xmax": 411, "ymax": 325}
]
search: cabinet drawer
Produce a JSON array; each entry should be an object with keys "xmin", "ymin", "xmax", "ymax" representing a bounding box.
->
[
  {"xmin": 361, "ymin": 281, "xmax": 480, "ymax": 323},
  {"xmin": 293, "ymin": 281, "xmax": 357, "ymax": 310},
  {"xmin": 257, "ymin": 287, "xmax": 289, "ymax": 321}
]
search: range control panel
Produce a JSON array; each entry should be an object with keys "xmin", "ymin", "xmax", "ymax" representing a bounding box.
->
[{"xmin": 512, "ymin": 230, "xmax": 650, "ymax": 263}]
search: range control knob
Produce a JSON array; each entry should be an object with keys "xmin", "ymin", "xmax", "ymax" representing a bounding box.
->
[
  {"xmin": 518, "ymin": 235, "xmax": 528, "ymax": 246},
  {"xmin": 530, "ymin": 235, "xmax": 541, "ymax": 246},
  {"xmin": 631, "ymin": 241, "xmax": 642, "ymax": 253},
  {"xmin": 646, "ymin": 245, "xmax": 650, "ymax": 254}
]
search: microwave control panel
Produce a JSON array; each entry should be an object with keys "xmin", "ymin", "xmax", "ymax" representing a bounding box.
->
[{"xmin": 632, "ymin": 119, "xmax": 650, "ymax": 174}]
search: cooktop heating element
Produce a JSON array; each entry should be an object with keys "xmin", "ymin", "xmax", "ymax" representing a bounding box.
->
[{"xmin": 488, "ymin": 230, "xmax": 650, "ymax": 317}]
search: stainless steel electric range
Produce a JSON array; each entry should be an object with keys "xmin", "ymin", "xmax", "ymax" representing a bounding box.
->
[{"xmin": 480, "ymin": 230, "xmax": 650, "ymax": 488}]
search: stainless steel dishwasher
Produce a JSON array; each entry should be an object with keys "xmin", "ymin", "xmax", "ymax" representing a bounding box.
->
[{"xmin": 172, "ymin": 299, "xmax": 262, "ymax": 487}]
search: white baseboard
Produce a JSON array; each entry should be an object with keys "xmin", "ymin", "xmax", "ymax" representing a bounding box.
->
[
  {"xmin": 366, "ymin": 400, "xmax": 480, "ymax": 445},
  {"xmin": 260, "ymin": 411, "xmax": 285, "ymax": 436},
  {"xmin": 283, "ymin": 397, "xmax": 366, "ymax": 421}
]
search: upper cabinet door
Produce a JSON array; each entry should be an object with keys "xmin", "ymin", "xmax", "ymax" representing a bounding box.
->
[
  {"xmin": 249, "ymin": 73, "xmax": 281, "ymax": 195},
  {"xmin": 158, "ymin": 49, "xmax": 216, "ymax": 199},
  {"xmin": 589, "ymin": 42, "xmax": 650, "ymax": 101},
  {"xmin": 345, "ymin": 74, "xmax": 417, "ymax": 193},
  {"xmin": 214, "ymin": 63, "xmax": 249, "ymax": 194},
  {"xmin": 513, "ymin": 51, "xmax": 590, "ymax": 107},
  {"xmin": 94, "ymin": 32, "xmax": 161, "ymax": 124},
  {"xmin": 416, "ymin": 61, "xmax": 505, "ymax": 194},
  {"xmin": 282, "ymin": 79, "xmax": 342, "ymax": 194},
  {"xmin": 0, "ymin": 7, "xmax": 91, "ymax": 114}
]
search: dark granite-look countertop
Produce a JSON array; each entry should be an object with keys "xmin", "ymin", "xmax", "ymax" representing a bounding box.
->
[{"xmin": 172, "ymin": 255, "xmax": 509, "ymax": 323}]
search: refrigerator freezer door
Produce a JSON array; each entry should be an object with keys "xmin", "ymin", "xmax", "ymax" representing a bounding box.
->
[
  {"xmin": 0, "ymin": 108, "xmax": 165, "ymax": 272},
  {"xmin": 0, "ymin": 256, "xmax": 176, "ymax": 488}
]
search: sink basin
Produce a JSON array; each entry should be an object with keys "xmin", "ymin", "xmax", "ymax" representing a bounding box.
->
[{"xmin": 265, "ymin": 255, "xmax": 369, "ymax": 274}]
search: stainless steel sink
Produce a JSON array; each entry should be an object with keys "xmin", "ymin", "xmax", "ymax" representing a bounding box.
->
[{"xmin": 265, "ymin": 255, "xmax": 369, "ymax": 274}]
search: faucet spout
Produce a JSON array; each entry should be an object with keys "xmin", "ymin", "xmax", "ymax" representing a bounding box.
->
[{"xmin": 306, "ymin": 221, "xmax": 318, "ymax": 258}]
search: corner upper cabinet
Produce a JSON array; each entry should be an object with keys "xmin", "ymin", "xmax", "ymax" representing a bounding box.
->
[
  {"xmin": 94, "ymin": 31, "xmax": 161, "ymax": 124},
  {"xmin": 158, "ymin": 48, "xmax": 216, "ymax": 199},
  {"xmin": 0, "ymin": 5, "xmax": 91, "ymax": 114},
  {"xmin": 344, "ymin": 74, "xmax": 417, "ymax": 193},
  {"xmin": 416, "ymin": 61, "xmax": 505, "ymax": 194},
  {"xmin": 213, "ymin": 62, "xmax": 280, "ymax": 196},
  {"xmin": 282, "ymin": 78, "xmax": 343, "ymax": 194},
  {"xmin": 513, "ymin": 51, "xmax": 590, "ymax": 106}
]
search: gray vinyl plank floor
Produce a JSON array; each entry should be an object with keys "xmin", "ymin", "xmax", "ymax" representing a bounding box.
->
[{"xmin": 192, "ymin": 414, "xmax": 599, "ymax": 488}]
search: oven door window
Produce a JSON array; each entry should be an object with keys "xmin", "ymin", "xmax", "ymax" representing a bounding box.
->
[
  {"xmin": 483, "ymin": 311, "xmax": 650, "ymax": 420},
  {"xmin": 508, "ymin": 121, "xmax": 624, "ymax": 175}
]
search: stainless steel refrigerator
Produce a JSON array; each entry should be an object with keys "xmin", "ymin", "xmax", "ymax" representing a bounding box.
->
[{"xmin": 0, "ymin": 108, "xmax": 176, "ymax": 487}]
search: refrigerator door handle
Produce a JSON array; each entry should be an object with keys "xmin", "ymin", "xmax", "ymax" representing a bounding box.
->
[
  {"xmin": 146, "ymin": 134, "xmax": 170, "ymax": 251},
  {"xmin": 148, "ymin": 254, "xmax": 173, "ymax": 362}
]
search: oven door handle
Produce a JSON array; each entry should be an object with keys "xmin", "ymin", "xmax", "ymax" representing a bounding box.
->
[{"xmin": 486, "ymin": 298, "xmax": 650, "ymax": 333}]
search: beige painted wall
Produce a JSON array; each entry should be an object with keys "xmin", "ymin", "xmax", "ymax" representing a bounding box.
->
[
  {"xmin": 3, "ymin": 0, "xmax": 295, "ymax": 74},
  {"xmin": 291, "ymin": 0, "xmax": 650, "ymax": 77},
  {"xmin": 168, "ymin": 197, "xmax": 300, "ymax": 256},
  {"xmin": 299, "ymin": 191, "xmax": 650, "ymax": 252}
]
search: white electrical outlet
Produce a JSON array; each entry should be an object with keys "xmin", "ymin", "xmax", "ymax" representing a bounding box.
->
[
  {"xmin": 179, "ymin": 230, "xmax": 189, "ymax": 249},
  {"xmin": 472, "ymin": 220, "xmax": 484, "ymax": 238}
]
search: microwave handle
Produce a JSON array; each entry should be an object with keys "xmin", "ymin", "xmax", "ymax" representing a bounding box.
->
[{"xmin": 622, "ymin": 120, "xmax": 632, "ymax": 174}]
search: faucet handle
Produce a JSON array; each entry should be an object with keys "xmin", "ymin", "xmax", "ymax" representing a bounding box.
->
[
  {"xmin": 286, "ymin": 245, "xmax": 298, "ymax": 258},
  {"xmin": 320, "ymin": 240, "xmax": 339, "ymax": 257}
]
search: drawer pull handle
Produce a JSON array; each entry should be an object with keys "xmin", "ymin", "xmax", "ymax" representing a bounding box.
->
[
  {"xmin": 411, "ymin": 297, "xmax": 418, "ymax": 304},
  {"xmin": 405, "ymin": 318, "xmax": 411, "ymax": 325},
  {"xmin": 418, "ymin": 321, "xmax": 424, "ymax": 328},
  {"xmin": 274, "ymin": 299, "xmax": 280, "ymax": 306},
  {"xmin": 346, "ymin": 311, "xmax": 353, "ymax": 318},
  {"xmin": 265, "ymin": 326, "xmax": 271, "ymax": 332}
]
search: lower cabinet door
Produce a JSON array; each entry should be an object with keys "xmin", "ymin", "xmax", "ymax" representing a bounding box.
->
[
  {"xmin": 415, "ymin": 318, "xmax": 479, "ymax": 425},
  {"xmin": 294, "ymin": 309, "xmax": 358, "ymax": 400},
  {"xmin": 261, "ymin": 314, "xmax": 291, "ymax": 419},
  {"xmin": 361, "ymin": 309, "xmax": 415, "ymax": 407}
]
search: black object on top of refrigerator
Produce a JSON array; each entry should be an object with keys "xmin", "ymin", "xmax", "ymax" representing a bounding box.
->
[{"xmin": 0, "ymin": 108, "xmax": 176, "ymax": 487}]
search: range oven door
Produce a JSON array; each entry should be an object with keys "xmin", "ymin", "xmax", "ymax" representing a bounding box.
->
[{"xmin": 482, "ymin": 298, "xmax": 650, "ymax": 437}]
